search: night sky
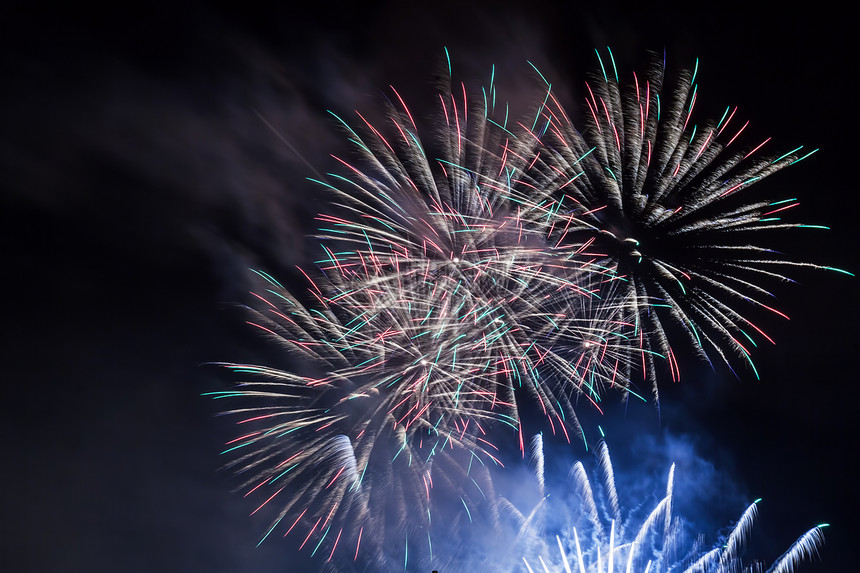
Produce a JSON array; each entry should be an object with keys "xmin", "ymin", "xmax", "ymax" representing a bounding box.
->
[{"xmin": 2, "ymin": 3, "xmax": 857, "ymax": 572}]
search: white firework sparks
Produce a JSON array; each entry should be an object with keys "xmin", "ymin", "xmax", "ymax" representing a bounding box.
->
[{"xmin": 505, "ymin": 438, "xmax": 826, "ymax": 573}]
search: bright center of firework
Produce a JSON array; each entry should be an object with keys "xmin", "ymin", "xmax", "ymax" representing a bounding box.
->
[
  {"xmin": 622, "ymin": 237, "xmax": 643, "ymax": 262},
  {"xmin": 420, "ymin": 359, "xmax": 428, "ymax": 366},
  {"xmin": 452, "ymin": 257, "xmax": 460, "ymax": 263}
]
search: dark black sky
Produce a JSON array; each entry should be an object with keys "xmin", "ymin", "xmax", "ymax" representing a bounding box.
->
[{"xmin": 2, "ymin": 2, "xmax": 857, "ymax": 572}]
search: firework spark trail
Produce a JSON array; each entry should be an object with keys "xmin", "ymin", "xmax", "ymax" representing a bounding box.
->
[
  {"xmin": 768, "ymin": 526, "xmax": 827, "ymax": 573},
  {"xmin": 508, "ymin": 438, "xmax": 825, "ymax": 573},
  {"xmin": 531, "ymin": 434, "xmax": 546, "ymax": 499},
  {"xmin": 521, "ymin": 49, "xmax": 851, "ymax": 393}
]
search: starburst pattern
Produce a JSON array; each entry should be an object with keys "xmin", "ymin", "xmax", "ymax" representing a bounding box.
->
[{"xmin": 523, "ymin": 50, "xmax": 849, "ymax": 391}]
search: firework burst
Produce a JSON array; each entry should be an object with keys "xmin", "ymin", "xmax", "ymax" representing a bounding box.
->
[
  {"xmin": 522, "ymin": 49, "xmax": 850, "ymax": 391},
  {"xmin": 312, "ymin": 62, "xmax": 648, "ymax": 445},
  {"xmin": 207, "ymin": 269, "xmax": 502, "ymax": 569}
]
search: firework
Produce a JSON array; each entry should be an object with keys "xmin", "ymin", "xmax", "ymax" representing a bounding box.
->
[
  {"xmin": 207, "ymin": 267, "xmax": 510, "ymax": 569},
  {"xmin": 207, "ymin": 50, "xmax": 839, "ymax": 568},
  {"xmin": 311, "ymin": 59, "xmax": 648, "ymax": 445},
  {"xmin": 504, "ymin": 437, "xmax": 826, "ymax": 572},
  {"xmin": 522, "ymin": 49, "xmax": 849, "ymax": 391}
]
